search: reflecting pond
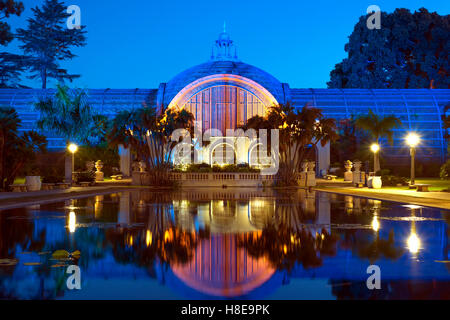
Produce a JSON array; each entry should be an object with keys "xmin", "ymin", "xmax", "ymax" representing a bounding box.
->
[{"xmin": 0, "ymin": 189, "xmax": 449, "ymax": 299}]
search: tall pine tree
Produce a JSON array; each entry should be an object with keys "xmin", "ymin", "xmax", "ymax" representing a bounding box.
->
[
  {"xmin": 328, "ymin": 8, "xmax": 449, "ymax": 89},
  {"xmin": 16, "ymin": 0, "xmax": 86, "ymax": 88}
]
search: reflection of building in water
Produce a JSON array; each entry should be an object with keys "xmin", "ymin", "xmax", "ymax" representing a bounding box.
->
[
  {"xmin": 118, "ymin": 192, "xmax": 131, "ymax": 225},
  {"xmin": 171, "ymin": 233, "xmax": 275, "ymax": 297}
]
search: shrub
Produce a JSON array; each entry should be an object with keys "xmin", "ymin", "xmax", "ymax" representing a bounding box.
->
[
  {"xmin": 381, "ymin": 175, "xmax": 409, "ymax": 186},
  {"xmin": 42, "ymin": 175, "xmax": 64, "ymax": 183},
  {"xmin": 73, "ymin": 171, "xmax": 95, "ymax": 184},
  {"xmin": 440, "ymin": 160, "xmax": 450, "ymax": 180}
]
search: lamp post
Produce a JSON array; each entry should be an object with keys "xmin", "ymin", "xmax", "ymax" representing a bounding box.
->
[
  {"xmin": 68, "ymin": 143, "xmax": 78, "ymax": 182},
  {"xmin": 406, "ymin": 133, "xmax": 420, "ymax": 186},
  {"xmin": 370, "ymin": 143, "xmax": 380, "ymax": 173}
]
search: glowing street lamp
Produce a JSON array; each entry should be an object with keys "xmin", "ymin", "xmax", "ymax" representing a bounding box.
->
[
  {"xmin": 68, "ymin": 143, "xmax": 78, "ymax": 172},
  {"xmin": 370, "ymin": 143, "xmax": 380, "ymax": 172},
  {"xmin": 406, "ymin": 133, "xmax": 420, "ymax": 186}
]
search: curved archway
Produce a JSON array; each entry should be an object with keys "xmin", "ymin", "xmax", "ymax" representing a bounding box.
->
[
  {"xmin": 168, "ymin": 74, "xmax": 278, "ymax": 111},
  {"xmin": 210, "ymin": 141, "xmax": 236, "ymax": 165},
  {"xmin": 167, "ymin": 74, "xmax": 278, "ymax": 133}
]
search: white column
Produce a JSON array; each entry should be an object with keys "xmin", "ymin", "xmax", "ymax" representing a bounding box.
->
[
  {"xmin": 65, "ymin": 154, "xmax": 72, "ymax": 183},
  {"xmin": 316, "ymin": 142, "xmax": 330, "ymax": 177},
  {"xmin": 119, "ymin": 144, "xmax": 131, "ymax": 177}
]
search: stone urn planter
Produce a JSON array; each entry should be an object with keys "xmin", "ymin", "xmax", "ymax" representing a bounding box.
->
[
  {"xmin": 368, "ymin": 176, "xmax": 382, "ymax": 189},
  {"xmin": 25, "ymin": 176, "xmax": 42, "ymax": 191},
  {"xmin": 95, "ymin": 160, "xmax": 104, "ymax": 182},
  {"xmin": 139, "ymin": 161, "xmax": 147, "ymax": 173}
]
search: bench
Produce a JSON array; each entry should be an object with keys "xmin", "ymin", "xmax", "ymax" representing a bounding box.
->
[
  {"xmin": 355, "ymin": 182, "xmax": 365, "ymax": 188},
  {"xmin": 415, "ymin": 184, "xmax": 431, "ymax": 192},
  {"xmin": 324, "ymin": 175, "xmax": 337, "ymax": 180},
  {"xmin": 56, "ymin": 183, "xmax": 70, "ymax": 189},
  {"xmin": 9, "ymin": 184, "xmax": 27, "ymax": 192},
  {"xmin": 79, "ymin": 182, "xmax": 91, "ymax": 187},
  {"xmin": 111, "ymin": 175, "xmax": 123, "ymax": 181}
]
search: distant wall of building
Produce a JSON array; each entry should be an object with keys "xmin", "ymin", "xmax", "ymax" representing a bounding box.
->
[{"xmin": 0, "ymin": 88, "xmax": 448, "ymax": 163}]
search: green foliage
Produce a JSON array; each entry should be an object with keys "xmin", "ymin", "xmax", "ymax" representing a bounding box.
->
[
  {"xmin": 243, "ymin": 103, "xmax": 337, "ymax": 186},
  {"xmin": 331, "ymin": 117, "xmax": 370, "ymax": 163},
  {"xmin": 107, "ymin": 106, "xmax": 156, "ymax": 165},
  {"xmin": 440, "ymin": 160, "xmax": 450, "ymax": 180},
  {"xmin": 328, "ymin": 8, "xmax": 449, "ymax": 89},
  {"xmin": 76, "ymin": 143, "xmax": 119, "ymax": 177},
  {"xmin": 16, "ymin": 0, "xmax": 87, "ymax": 88},
  {"xmin": 355, "ymin": 109, "xmax": 401, "ymax": 145},
  {"xmin": 35, "ymin": 84, "xmax": 108, "ymax": 145},
  {"xmin": 73, "ymin": 171, "xmax": 95, "ymax": 184},
  {"xmin": 0, "ymin": 0, "xmax": 24, "ymax": 46},
  {"xmin": 0, "ymin": 107, "xmax": 47, "ymax": 190},
  {"xmin": 42, "ymin": 175, "xmax": 64, "ymax": 184},
  {"xmin": 381, "ymin": 175, "xmax": 409, "ymax": 186},
  {"xmin": 212, "ymin": 164, "xmax": 260, "ymax": 173},
  {"xmin": 0, "ymin": 52, "xmax": 27, "ymax": 88}
]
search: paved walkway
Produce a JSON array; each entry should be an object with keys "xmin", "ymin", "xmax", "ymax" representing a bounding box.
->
[
  {"xmin": 316, "ymin": 185, "xmax": 450, "ymax": 209},
  {"xmin": 0, "ymin": 185, "xmax": 133, "ymax": 210}
]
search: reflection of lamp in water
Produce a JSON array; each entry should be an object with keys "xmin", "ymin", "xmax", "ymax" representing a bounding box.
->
[
  {"xmin": 407, "ymin": 231, "xmax": 420, "ymax": 254},
  {"xmin": 371, "ymin": 215, "xmax": 380, "ymax": 232},
  {"xmin": 68, "ymin": 211, "xmax": 76, "ymax": 233},
  {"xmin": 94, "ymin": 195, "xmax": 104, "ymax": 218},
  {"xmin": 406, "ymin": 206, "xmax": 421, "ymax": 254},
  {"xmin": 146, "ymin": 230, "xmax": 152, "ymax": 247}
]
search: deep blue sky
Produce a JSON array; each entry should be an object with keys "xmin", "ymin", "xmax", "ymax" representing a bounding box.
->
[{"xmin": 5, "ymin": 0, "xmax": 449, "ymax": 89}]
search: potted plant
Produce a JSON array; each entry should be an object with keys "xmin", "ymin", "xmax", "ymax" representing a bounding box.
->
[{"xmin": 25, "ymin": 167, "xmax": 42, "ymax": 191}]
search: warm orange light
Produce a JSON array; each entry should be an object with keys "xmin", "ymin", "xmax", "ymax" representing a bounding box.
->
[
  {"xmin": 68, "ymin": 143, "xmax": 78, "ymax": 154},
  {"xmin": 146, "ymin": 230, "xmax": 152, "ymax": 247},
  {"xmin": 406, "ymin": 133, "xmax": 420, "ymax": 147},
  {"xmin": 370, "ymin": 143, "xmax": 380, "ymax": 153}
]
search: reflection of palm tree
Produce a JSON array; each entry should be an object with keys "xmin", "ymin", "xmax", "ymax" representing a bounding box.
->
[
  {"xmin": 239, "ymin": 223, "xmax": 338, "ymax": 271},
  {"xmin": 356, "ymin": 230, "xmax": 404, "ymax": 264}
]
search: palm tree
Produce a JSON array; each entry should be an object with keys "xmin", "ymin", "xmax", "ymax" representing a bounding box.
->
[
  {"xmin": 35, "ymin": 84, "xmax": 107, "ymax": 145},
  {"xmin": 0, "ymin": 107, "xmax": 47, "ymax": 190},
  {"xmin": 107, "ymin": 106, "xmax": 194, "ymax": 185},
  {"xmin": 0, "ymin": 107, "xmax": 20, "ymax": 186},
  {"xmin": 355, "ymin": 109, "xmax": 401, "ymax": 172},
  {"xmin": 244, "ymin": 103, "xmax": 338, "ymax": 186}
]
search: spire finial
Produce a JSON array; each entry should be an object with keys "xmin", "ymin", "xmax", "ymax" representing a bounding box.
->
[{"xmin": 223, "ymin": 21, "xmax": 226, "ymax": 33}]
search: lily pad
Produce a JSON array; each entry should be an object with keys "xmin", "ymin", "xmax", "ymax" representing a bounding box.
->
[
  {"xmin": 51, "ymin": 250, "xmax": 70, "ymax": 260},
  {"xmin": 23, "ymin": 262, "xmax": 41, "ymax": 266},
  {"xmin": 0, "ymin": 259, "xmax": 18, "ymax": 266}
]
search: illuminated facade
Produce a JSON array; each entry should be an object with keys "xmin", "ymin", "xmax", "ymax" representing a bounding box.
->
[{"xmin": 0, "ymin": 29, "xmax": 448, "ymax": 175}]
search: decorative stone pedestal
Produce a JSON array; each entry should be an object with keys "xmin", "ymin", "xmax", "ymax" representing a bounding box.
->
[
  {"xmin": 352, "ymin": 160, "xmax": 365, "ymax": 186},
  {"xmin": 306, "ymin": 161, "xmax": 316, "ymax": 187},
  {"xmin": 344, "ymin": 160, "xmax": 353, "ymax": 182}
]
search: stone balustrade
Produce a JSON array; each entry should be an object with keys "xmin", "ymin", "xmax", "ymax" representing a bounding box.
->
[{"xmin": 133, "ymin": 171, "xmax": 283, "ymax": 187}]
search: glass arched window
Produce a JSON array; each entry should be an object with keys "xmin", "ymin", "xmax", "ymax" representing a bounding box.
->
[{"xmin": 183, "ymin": 85, "xmax": 267, "ymax": 133}]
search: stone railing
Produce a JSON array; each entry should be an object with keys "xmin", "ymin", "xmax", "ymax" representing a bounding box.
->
[
  {"xmin": 132, "ymin": 165, "xmax": 316, "ymax": 188},
  {"xmin": 132, "ymin": 171, "xmax": 283, "ymax": 187}
]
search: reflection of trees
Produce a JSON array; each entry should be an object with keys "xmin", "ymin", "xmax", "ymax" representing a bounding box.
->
[
  {"xmin": 239, "ymin": 224, "xmax": 338, "ymax": 271},
  {"xmin": 0, "ymin": 208, "xmax": 46, "ymax": 259},
  {"xmin": 331, "ymin": 279, "xmax": 450, "ymax": 300},
  {"xmin": 106, "ymin": 225, "xmax": 210, "ymax": 269},
  {"xmin": 355, "ymin": 230, "xmax": 404, "ymax": 264}
]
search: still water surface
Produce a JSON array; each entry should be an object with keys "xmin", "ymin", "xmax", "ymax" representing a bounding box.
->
[{"xmin": 0, "ymin": 189, "xmax": 449, "ymax": 299}]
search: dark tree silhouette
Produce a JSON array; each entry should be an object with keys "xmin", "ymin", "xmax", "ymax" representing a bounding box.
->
[
  {"xmin": 0, "ymin": 0, "xmax": 24, "ymax": 45},
  {"xmin": 328, "ymin": 8, "xmax": 449, "ymax": 89},
  {"xmin": 16, "ymin": 0, "xmax": 86, "ymax": 88}
]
